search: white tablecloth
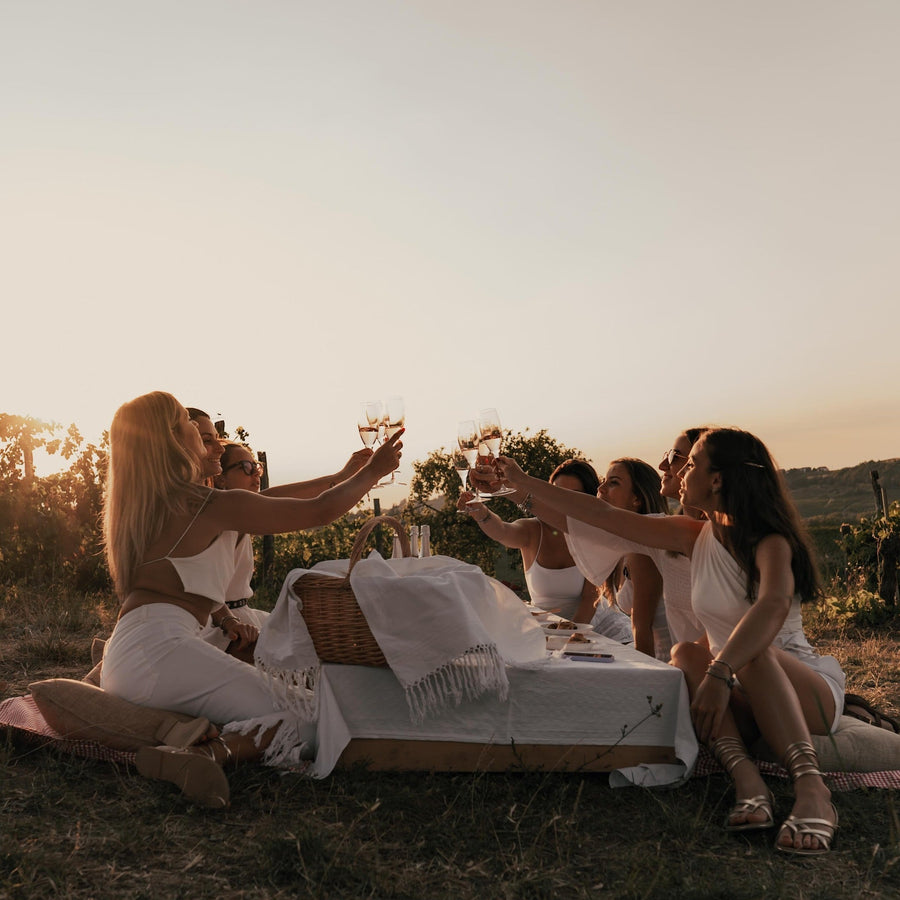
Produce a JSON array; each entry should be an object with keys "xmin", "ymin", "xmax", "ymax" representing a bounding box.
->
[{"xmin": 309, "ymin": 634, "xmax": 698, "ymax": 787}]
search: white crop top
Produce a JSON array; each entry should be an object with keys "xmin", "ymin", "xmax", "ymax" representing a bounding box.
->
[{"xmin": 141, "ymin": 491, "xmax": 241, "ymax": 605}]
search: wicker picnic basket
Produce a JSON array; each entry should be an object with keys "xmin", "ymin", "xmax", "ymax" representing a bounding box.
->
[{"xmin": 294, "ymin": 515, "xmax": 411, "ymax": 667}]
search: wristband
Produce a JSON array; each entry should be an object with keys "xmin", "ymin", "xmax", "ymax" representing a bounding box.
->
[
  {"xmin": 219, "ymin": 615, "xmax": 240, "ymax": 634},
  {"xmin": 705, "ymin": 666, "xmax": 735, "ymax": 689},
  {"xmin": 711, "ymin": 658, "xmax": 734, "ymax": 677}
]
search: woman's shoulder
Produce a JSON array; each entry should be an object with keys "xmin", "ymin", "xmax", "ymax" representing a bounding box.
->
[{"xmin": 754, "ymin": 532, "xmax": 792, "ymax": 561}]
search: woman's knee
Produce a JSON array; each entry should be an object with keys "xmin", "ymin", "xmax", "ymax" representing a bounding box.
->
[{"xmin": 670, "ymin": 640, "xmax": 711, "ymax": 673}]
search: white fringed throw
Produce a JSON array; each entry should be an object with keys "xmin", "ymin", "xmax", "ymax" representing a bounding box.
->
[{"xmin": 255, "ymin": 553, "xmax": 546, "ymax": 724}]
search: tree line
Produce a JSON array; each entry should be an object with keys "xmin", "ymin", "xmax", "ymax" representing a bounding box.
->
[{"xmin": 0, "ymin": 412, "xmax": 896, "ymax": 620}]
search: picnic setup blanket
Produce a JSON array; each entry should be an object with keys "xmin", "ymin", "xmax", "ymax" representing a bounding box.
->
[
  {"xmin": 4, "ymin": 691, "xmax": 900, "ymax": 789},
  {"xmin": 3, "ymin": 551, "xmax": 900, "ymax": 789}
]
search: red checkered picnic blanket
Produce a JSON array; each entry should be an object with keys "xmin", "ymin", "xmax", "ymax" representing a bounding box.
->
[{"xmin": 0, "ymin": 694, "xmax": 134, "ymax": 765}]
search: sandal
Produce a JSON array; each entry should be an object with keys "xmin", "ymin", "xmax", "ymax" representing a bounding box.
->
[
  {"xmin": 775, "ymin": 741, "xmax": 838, "ymax": 856},
  {"xmin": 712, "ymin": 736, "xmax": 775, "ymax": 832},
  {"xmin": 135, "ymin": 738, "xmax": 231, "ymax": 808},
  {"xmin": 776, "ymin": 805, "xmax": 839, "ymax": 857}
]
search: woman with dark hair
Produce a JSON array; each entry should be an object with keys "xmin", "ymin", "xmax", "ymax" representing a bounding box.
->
[
  {"xmin": 565, "ymin": 429, "xmax": 709, "ymax": 648},
  {"xmin": 492, "ymin": 428, "xmax": 843, "ymax": 857},
  {"xmin": 595, "ymin": 458, "xmax": 672, "ymax": 660},
  {"xmin": 458, "ymin": 459, "xmax": 631, "ymax": 640}
]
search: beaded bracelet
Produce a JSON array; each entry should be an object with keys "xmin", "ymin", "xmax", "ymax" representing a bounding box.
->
[{"xmin": 517, "ymin": 492, "xmax": 534, "ymax": 515}]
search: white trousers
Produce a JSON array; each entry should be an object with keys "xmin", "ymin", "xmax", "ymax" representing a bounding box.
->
[{"xmin": 101, "ymin": 603, "xmax": 314, "ymax": 765}]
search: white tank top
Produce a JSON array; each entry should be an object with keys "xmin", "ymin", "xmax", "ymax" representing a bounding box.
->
[{"xmin": 523, "ymin": 523, "xmax": 585, "ymax": 621}]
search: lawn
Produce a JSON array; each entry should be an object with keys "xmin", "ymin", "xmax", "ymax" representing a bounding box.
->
[{"xmin": 2, "ymin": 587, "xmax": 899, "ymax": 900}]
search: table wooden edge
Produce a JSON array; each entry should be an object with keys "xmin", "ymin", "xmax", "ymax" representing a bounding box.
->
[{"xmin": 336, "ymin": 739, "xmax": 678, "ymax": 773}]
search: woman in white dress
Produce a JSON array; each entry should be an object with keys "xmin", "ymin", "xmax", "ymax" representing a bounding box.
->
[
  {"xmin": 459, "ymin": 459, "xmax": 631, "ymax": 642},
  {"xmin": 492, "ymin": 428, "xmax": 842, "ymax": 857},
  {"xmin": 564, "ymin": 428, "xmax": 709, "ymax": 648},
  {"xmin": 595, "ymin": 457, "xmax": 672, "ymax": 661}
]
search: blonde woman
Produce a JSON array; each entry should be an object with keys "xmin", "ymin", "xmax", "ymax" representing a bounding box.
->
[{"xmin": 100, "ymin": 391, "xmax": 402, "ymax": 807}]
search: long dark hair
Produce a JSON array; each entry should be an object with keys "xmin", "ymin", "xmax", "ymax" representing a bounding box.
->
[
  {"xmin": 549, "ymin": 458, "xmax": 601, "ymax": 495},
  {"xmin": 702, "ymin": 428, "xmax": 821, "ymax": 602}
]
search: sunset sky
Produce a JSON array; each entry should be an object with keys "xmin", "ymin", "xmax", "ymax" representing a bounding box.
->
[{"xmin": 3, "ymin": 1, "xmax": 898, "ymax": 502}]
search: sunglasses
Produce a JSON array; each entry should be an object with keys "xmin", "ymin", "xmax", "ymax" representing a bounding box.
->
[
  {"xmin": 663, "ymin": 449, "xmax": 688, "ymax": 466},
  {"xmin": 223, "ymin": 459, "xmax": 264, "ymax": 477}
]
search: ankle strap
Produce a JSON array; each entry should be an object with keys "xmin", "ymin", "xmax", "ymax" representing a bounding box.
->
[
  {"xmin": 712, "ymin": 736, "xmax": 752, "ymax": 775},
  {"xmin": 782, "ymin": 740, "xmax": 822, "ymax": 782},
  {"xmin": 203, "ymin": 736, "xmax": 233, "ymax": 767}
]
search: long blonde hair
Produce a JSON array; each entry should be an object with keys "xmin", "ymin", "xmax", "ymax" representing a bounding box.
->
[{"xmin": 103, "ymin": 391, "xmax": 207, "ymax": 598}]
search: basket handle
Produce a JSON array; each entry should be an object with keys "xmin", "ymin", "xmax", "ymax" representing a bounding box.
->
[{"xmin": 346, "ymin": 515, "xmax": 411, "ymax": 578}]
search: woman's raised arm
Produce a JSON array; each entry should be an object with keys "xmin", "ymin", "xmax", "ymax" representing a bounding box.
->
[
  {"xmin": 263, "ymin": 449, "xmax": 373, "ymax": 499},
  {"xmin": 494, "ymin": 456, "xmax": 701, "ymax": 557},
  {"xmin": 213, "ymin": 430, "xmax": 402, "ymax": 534}
]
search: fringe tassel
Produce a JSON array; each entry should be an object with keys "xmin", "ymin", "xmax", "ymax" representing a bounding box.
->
[
  {"xmin": 221, "ymin": 711, "xmax": 316, "ymax": 769},
  {"xmin": 255, "ymin": 658, "xmax": 319, "ymax": 722},
  {"xmin": 404, "ymin": 643, "xmax": 507, "ymax": 724}
]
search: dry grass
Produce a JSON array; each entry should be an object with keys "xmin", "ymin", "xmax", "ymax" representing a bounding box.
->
[{"xmin": 2, "ymin": 589, "xmax": 900, "ymax": 900}]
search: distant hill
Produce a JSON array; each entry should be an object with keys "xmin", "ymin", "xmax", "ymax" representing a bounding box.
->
[{"xmin": 783, "ymin": 458, "xmax": 900, "ymax": 523}]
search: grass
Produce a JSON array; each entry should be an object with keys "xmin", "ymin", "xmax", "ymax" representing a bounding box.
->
[{"xmin": 2, "ymin": 586, "xmax": 900, "ymax": 899}]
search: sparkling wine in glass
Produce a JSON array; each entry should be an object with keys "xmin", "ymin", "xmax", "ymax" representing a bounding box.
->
[
  {"xmin": 476, "ymin": 407, "xmax": 515, "ymax": 497},
  {"xmin": 381, "ymin": 395, "xmax": 405, "ymax": 484},
  {"xmin": 451, "ymin": 450, "xmax": 470, "ymax": 493},
  {"xmin": 477, "ymin": 408, "xmax": 503, "ymax": 457},
  {"xmin": 358, "ymin": 401, "xmax": 382, "ymax": 449},
  {"xmin": 457, "ymin": 420, "xmax": 484, "ymax": 499}
]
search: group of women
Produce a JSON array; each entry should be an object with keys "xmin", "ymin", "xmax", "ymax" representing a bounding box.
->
[{"xmin": 100, "ymin": 391, "xmax": 841, "ymax": 856}]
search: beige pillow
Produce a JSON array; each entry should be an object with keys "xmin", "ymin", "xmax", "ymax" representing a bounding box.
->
[
  {"xmin": 29, "ymin": 679, "xmax": 211, "ymax": 752},
  {"xmin": 81, "ymin": 637, "xmax": 107, "ymax": 686},
  {"xmin": 752, "ymin": 715, "xmax": 900, "ymax": 773}
]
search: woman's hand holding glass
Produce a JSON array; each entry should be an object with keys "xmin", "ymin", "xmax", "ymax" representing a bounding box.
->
[
  {"xmin": 457, "ymin": 491, "xmax": 488, "ymax": 522},
  {"xmin": 366, "ymin": 428, "xmax": 404, "ymax": 483},
  {"xmin": 492, "ymin": 455, "xmax": 528, "ymax": 491},
  {"xmin": 340, "ymin": 447, "xmax": 374, "ymax": 480}
]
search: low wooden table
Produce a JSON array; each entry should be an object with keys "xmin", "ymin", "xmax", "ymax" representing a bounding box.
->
[{"xmin": 311, "ymin": 636, "xmax": 698, "ymax": 785}]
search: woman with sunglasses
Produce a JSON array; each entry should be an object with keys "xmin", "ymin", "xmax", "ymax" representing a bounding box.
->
[
  {"xmin": 490, "ymin": 428, "xmax": 844, "ymax": 856},
  {"xmin": 100, "ymin": 391, "xmax": 403, "ymax": 807},
  {"xmin": 188, "ymin": 408, "xmax": 372, "ymax": 659}
]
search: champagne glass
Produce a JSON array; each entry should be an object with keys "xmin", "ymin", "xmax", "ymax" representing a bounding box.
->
[
  {"xmin": 476, "ymin": 407, "xmax": 515, "ymax": 496},
  {"xmin": 358, "ymin": 401, "xmax": 382, "ymax": 449},
  {"xmin": 359, "ymin": 400, "xmax": 388, "ymax": 490},
  {"xmin": 381, "ymin": 395, "xmax": 405, "ymax": 484},
  {"xmin": 457, "ymin": 419, "xmax": 485, "ymax": 500},
  {"xmin": 451, "ymin": 450, "xmax": 472, "ymax": 511}
]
